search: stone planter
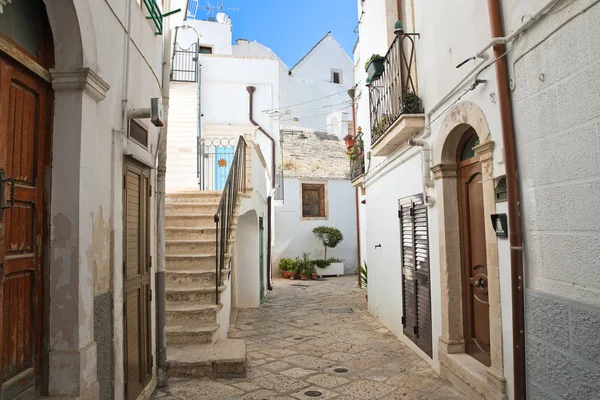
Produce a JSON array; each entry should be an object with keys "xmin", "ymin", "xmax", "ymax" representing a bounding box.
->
[{"xmin": 317, "ymin": 262, "xmax": 344, "ymax": 277}]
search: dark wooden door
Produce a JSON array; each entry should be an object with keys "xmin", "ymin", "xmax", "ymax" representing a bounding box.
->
[
  {"xmin": 0, "ymin": 56, "xmax": 48, "ymax": 399},
  {"xmin": 123, "ymin": 161, "xmax": 152, "ymax": 400},
  {"xmin": 399, "ymin": 194, "xmax": 432, "ymax": 358},
  {"xmin": 458, "ymin": 158, "xmax": 491, "ymax": 367}
]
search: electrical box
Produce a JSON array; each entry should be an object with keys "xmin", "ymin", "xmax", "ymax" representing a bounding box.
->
[{"xmin": 490, "ymin": 213, "xmax": 508, "ymax": 238}]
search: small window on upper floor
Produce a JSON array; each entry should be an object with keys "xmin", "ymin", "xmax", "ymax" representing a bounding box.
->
[
  {"xmin": 199, "ymin": 46, "xmax": 213, "ymax": 54},
  {"xmin": 302, "ymin": 183, "xmax": 327, "ymax": 219},
  {"xmin": 331, "ymin": 70, "xmax": 342, "ymax": 84},
  {"xmin": 129, "ymin": 120, "xmax": 149, "ymax": 148}
]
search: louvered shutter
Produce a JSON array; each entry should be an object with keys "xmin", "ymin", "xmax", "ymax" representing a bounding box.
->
[
  {"xmin": 124, "ymin": 161, "xmax": 152, "ymax": 400},
  {"xmin": 399, "ymin": 194, "xmax": 432, "ymax": 357}
]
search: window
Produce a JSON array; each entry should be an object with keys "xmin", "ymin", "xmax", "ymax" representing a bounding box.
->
[
  {"xmin": 129, "ymin": 119, "xmax": 149, "ymax": 148},
  {"xmin": 331, "ymin": 70, "xmax": 342, "ymax": 84},
  {"xmin": 199, "ymin": 46, "xmax": 213, "ymax": 54},
  {"xmin": 302, "ymin": 183, "xmax": 326, "ymax": 218}
]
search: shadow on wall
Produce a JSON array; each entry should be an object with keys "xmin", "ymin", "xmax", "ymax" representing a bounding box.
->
[{"xmin": 234, "ymin": 210, "xmax": 262, "ymax": 308}]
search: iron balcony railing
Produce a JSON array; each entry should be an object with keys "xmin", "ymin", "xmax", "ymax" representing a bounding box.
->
[
  {"xmin": 171, "ymin": 42, "xmax": 198, "ymax": 82},
  {"xmin": 349, "ymin": 133, "xmax": 365, "ymax": 181},
  {"xmin": 214, "ymin": 136, "xmax": 247, "ymax": 304},
  {"xmin": 369, "ymin": 29, "xmax": 423, "ymax": 145}
]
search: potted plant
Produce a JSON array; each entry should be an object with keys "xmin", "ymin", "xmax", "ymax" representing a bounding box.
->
[
  {"xmin": 309, "ymin": 264, "xmax": 318, "ymax": 280},
  {"xmin": 312, "ymin": 226, "xmax": 344, "ymax": 276},
  {"xmin": 300, "ymin": 268, "xmax": 311, "ymax": 280},
  {"xmin": 402, "ymin": 91, "xmax": 422, "ymax": 114},
  {"xmin": 359, "ymin": 262, "xmax": 368, "ymax": 301},
  {"xmin": 365, "ymin": 54, "xmax": 385, "ymax": 81},
  {"xmin": 343, "ymin": 134, "xmax": 355, "ymax": 149},
  {"xmin": 279, "ymin": 258, "xmax": 294, "ymax": 278},
  {"xmin": 289, "ymin": 257, "xmax": 300, "ymax": 280}
]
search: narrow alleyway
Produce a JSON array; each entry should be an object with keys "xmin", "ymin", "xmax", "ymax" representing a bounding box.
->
[{"xmin": 153, "ymin": 276, "xmax": 465, "ymax": 399}]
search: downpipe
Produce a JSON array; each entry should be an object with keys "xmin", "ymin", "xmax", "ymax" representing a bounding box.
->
[{"xmin": 408, "ymin": 138, "xmax": 434, "ymax": 206}]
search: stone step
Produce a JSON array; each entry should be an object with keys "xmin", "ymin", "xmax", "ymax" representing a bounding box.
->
[
  {"xmin": 166, "ymin": 214, "xmax": 218, "ymax": 228},
  {"xmin": 166, "ymin": 303, "xmax": 221, "ymax": 325},
  {"xmin": 166, "ymin": 239, "xmax": 217, "ymax": 255},
  {"xmin": 167, "ymin": 323, "xmax": 220, "ymax": 345},
  {"xmin": 166, "ymin": 191, "xmax": 222, "ymax": 204},
  {"xmin": 166, "ymin": 202, "xmax": 219, "ymax": 215},
  {"xmin": 167, "ymin": 339, "xmax": 246, "ymax": 379},
  {"xmin": 166, "ymin": 254, "xmax": 217, "ymax": 270},
  {"xmin": 166, "ymin": 269, "xmax": 231, "ymax": 286},
  {"xmin": 165, "ymin": 227, "xmax": 216, "ymax": 241},
  {"xmin": 165, "ymin": 284, "xmax": 225, "ymax": 304}
]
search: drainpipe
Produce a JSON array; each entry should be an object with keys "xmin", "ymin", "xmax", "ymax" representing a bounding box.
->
[
  {"xmin": 348, "ymin": 87, "xmax": 362, "ymax": 286},
  {"xmin": 407, "ymin": 138, "xmax": 434, "ymax": 206},
  {"xmin": 487, "ymin": 1, "xmax": 525, "ymax": 398},
  {"xmin": 155, "ymin": 17, "xmax": 174, "ymax": 389},
  {"xmin": 246, "ymin": 86, "xmax": 276, "ymax": 189},
  {"xmin": 246, "ymin": 86, "xmax": 276, "ymax": 293}
]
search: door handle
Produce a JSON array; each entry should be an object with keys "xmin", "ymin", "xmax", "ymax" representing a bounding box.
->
[
  {"xmin": 0, "ymin": 169, "xmax": 16, "ymax": 217},
  {"xmin": 474, "ymin": 278, "xmax": 486, "ymax": 289}
]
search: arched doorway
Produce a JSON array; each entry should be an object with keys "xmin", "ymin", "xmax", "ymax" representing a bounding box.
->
[
  {"xmin": 456, "ymin": 128, "xmax": 491, "ymax": 367},
  {"xmin": 431, "ymin": 101, "xmax": 507, "ymax": 398},
  {"xmin": 0, "ymin": 1, "xmax": 54, "ymax": 398}
]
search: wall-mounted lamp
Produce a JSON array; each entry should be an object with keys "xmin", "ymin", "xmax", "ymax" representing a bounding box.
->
[{"xmin": 128, "ymin": 97, "xmax": 164, "ymax": 127}]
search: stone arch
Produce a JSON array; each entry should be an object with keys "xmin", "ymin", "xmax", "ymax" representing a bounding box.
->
[
  {"xmin": 434, "ymin": 100, "xmax": 492, "ymax": 165},
  {"xmin": 43, "ymin": 0, "xmax": 97, "ymax": 71},
  {"xmin": 431, "ymin": 102, "xmax": 508, "ymax": 398}
]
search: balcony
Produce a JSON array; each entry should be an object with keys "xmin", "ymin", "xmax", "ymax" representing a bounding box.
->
[
  {"xmin": 368, "ymin": 29, "xmax": 425, "ymax": 157},
  {"xmin": 348, "ymin": 133, "xmax": 365, "ymax": 186}
]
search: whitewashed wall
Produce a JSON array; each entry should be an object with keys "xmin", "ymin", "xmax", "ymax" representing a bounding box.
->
[
  {"xmin": 274, "ymin": 178, "xmax": 358, "ymax": 274},
  {"xmin": 355, "ymin": 0, "xmax": 516, "ymax": 390}
]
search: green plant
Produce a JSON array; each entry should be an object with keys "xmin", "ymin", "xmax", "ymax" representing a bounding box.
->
[
  {"xmin": 278, "ymin": 258, "xmax": 295, "ymax": 271},
  {"xmin": 359, "ymin": 262, "xmax": 368, "ymax": 288},
  {"xmin": 364, "ymin": 54, "xmax": 384, "ymax": 71},
  {"xmin": 327, "ymin": 257, "xmax": 343, "ymax": 263},
  {"xmin": 312, "ymin": 226, "xmax": 343, "ymax": 260},
  {"xmin": 402, "ymin": 91, "xmax": 422, "ymax": 114},
  {"xmin": 312, "ymin": 259, "xmax": 331, "ymax": 269},
  {"xmin": 300, "ymin": 268, "xmax": 311, "ymax": 276}
]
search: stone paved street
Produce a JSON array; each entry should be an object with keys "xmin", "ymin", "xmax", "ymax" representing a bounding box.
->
[{"xmin": 153, "ymin": 276, "xmax": 466, "ymax": 399}]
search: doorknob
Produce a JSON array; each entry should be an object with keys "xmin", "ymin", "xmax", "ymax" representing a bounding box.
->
[
  {"xmin": 0, "ymin": 169, "xmax": 15, "ymax": 217},
  {"xmin": 474, "ymin": 278, "xmax": 486, "ymax": 289}
]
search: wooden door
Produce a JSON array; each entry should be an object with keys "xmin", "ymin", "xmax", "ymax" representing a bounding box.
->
[
  {"xmin": 123, "ymin": 161, "xmax": 152, "ymax": 400},
  {"xmin": 399, "ymin": 194, "xmax": 432, "ymax": 358},
  {"xmin": 0, "ymin": 56, "xmax": 48, "ymax": 398},
  {"xmin": 458, "ymin": 158, "xmax": 491, "ymax": 367}
]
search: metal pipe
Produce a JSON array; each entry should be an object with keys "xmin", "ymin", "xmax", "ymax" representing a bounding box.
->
[
  {"xmin": 487, "ymin": 1, "xmax": 525, "ymax": 398},
  {"xmin": 348, "ymin": 87, "xmax": 362, "ymax": 287},
  {"xmin": 267, "ymin": 196, "xmax": 273, "ymax": 291},
  {"xmin": 246, "ymin": 86, "xmax": 276, "ymax": 189}
]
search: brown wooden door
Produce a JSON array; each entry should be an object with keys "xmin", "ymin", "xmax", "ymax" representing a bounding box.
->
[
  {"xmin": 0, "ymin": 56, "xmax": 48, "ymax": 398},
  {"xmin": 458, "ymin": 158, "xmax": 491, "ymax": 367},
  {"xmin": 123, "ymin": 161, "xmax": 152, "ymax": 400},
  {"xmin": 399, "ymin": 194, "xmax": 432, "ymax": 358}
]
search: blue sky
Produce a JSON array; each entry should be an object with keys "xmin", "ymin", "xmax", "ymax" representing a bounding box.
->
[{"xmin": 190, "ymin": 0, "xmax": 358, "ymax": 67}]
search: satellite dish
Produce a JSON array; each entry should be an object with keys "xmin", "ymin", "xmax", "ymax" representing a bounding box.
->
[{"xmin": 216, "ymin": 12, "xmax": 231, "ymax": 24}]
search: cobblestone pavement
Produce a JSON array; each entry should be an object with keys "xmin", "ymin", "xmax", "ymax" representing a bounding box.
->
[{"xmin": 153, "ymin": 276, "xmax": 466, "ymax": 400}]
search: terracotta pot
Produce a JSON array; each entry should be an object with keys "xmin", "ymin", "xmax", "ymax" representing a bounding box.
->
[
  {"xmin": 345, "ymin": 139, "xmax": 355, "ymax": 148},
  {"xmin": 289, "ymin": 275, "xmax": 296, "ymax": 280},
  {"xmin": 283, "ymin": 271, "xmax": 290, "ymax": 279},
  {"xmin": 300, "ymin": 275, "xmax": 309, "ymax": 280},
  {"xmin": 311, "ymin": 273, "xmax": 318, "ymax": 280},
  {"xmin": 289, "ymin": 271, "xmax": 297, "ymax": 280}
]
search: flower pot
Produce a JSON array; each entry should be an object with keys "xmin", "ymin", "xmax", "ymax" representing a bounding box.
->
[
  {"xmin": 288, "ymin": 271, "xmax": 297, "ymax": 280},
  {"xmin": 289, "ymin": 275, "xmax": 296, "ymax": 280},
  {"xmin": 283, "ymin": 270, "xmax": 290, "ymax": 279},
  {"xmin": 300, "ymin": 275, "xmax": 309, "ymax": 280},
  {"xmin": 366, "ymin": 58, "xmax": 385, "ymax": 81},
  {"xmin": 345, "ymin": 139, "xmax": 355, "ymax": 148},
  {"xmin": 311, "ymin": 273, "xmax": 318, "ymax": 280}
]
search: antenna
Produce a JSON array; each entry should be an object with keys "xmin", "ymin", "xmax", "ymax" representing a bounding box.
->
[{"xmin": 202, "ymin": 0, "xmax": 239, "ymax": 18}]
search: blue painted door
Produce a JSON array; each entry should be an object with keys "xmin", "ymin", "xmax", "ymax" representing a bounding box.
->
[{"xmin": 214, "ymin": 146, "xmax": 234, "ymax": 191}]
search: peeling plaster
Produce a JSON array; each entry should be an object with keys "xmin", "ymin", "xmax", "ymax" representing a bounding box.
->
[{"xmin": 89, "ymin": 206, "xmax": 111, "ymax": 295}]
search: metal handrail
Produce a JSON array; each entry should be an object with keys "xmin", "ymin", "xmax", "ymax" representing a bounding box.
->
[
  {"xmin": 350, "ymin": 133, "xmax": 365, "ymax": 181},
  {"xmin": 369, "ymin": 30, "xmax": 422, "ymax": 145},
  {"xmin": 213, "ymin": 136, "xmax": 247, "ymax": 304}
]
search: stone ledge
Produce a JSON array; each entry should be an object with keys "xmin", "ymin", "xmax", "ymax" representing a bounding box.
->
[{"xmin": 167, "ymin": 339, "xmax": 246, "ymax": 379}]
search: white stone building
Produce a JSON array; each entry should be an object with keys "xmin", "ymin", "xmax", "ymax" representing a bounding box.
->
[
  {"xmin": 352, "ymin": 0, "xmax": 600, "ymax": 399},
  {"xmin": 0, "ymin": 0, "xmax": 175, "ymax": 399}
]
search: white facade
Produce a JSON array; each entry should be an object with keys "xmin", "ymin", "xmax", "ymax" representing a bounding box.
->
[{"xmin": 274, "ymin": 178, "xmax": 358, "ymax": 274}]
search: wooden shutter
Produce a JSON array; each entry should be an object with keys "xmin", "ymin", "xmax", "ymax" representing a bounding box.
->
[
  {"xmin": 399, "ymin": 194, "xmax": 432, "ymax": 357},
  {"xmin": 123, "ymin": 161, "xmax": 152, "ymax": 400}
]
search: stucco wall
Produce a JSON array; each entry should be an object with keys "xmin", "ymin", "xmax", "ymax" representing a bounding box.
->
[
  {"xmin": 274, "ymin": 178, "xmax": 358, "ymax": 274},
  {"xmin": 504, "ymin": 1, "xmax": 600, "ymax": 398}
]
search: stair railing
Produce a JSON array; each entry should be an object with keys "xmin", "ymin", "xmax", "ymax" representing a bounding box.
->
[{"xmin": 214, "ymin": 136, "xmax": 247, "ymax": 304}]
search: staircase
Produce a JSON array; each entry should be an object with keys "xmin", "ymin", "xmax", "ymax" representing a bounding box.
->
[{"xmin": 165, "ymin": 190, "xmax": 246, "ymax": 379}]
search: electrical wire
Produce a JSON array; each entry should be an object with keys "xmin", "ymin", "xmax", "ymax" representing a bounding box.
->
[
  {"xmin": 262, "ymin": 89, "xmax": 350, "ymax": 113},
  {"xmin": 279, "ymin": 104, "xmax": 352, "ymax": 121},
  {"xmin": 276, "ymin": 100, "xmax": 353, "ymax": 117}
]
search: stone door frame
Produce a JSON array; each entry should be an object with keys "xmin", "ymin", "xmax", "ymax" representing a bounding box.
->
[{"xmin": 431, "ymin": 101, "xmax": 507, "ymax": 399}]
